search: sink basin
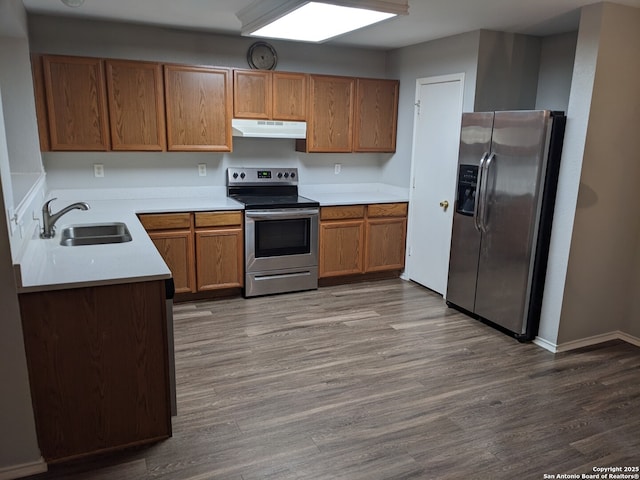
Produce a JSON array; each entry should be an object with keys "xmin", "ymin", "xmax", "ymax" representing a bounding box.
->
[{"xmin": 60, "ymin": 222, "xmax": 132, "ymax": 246}]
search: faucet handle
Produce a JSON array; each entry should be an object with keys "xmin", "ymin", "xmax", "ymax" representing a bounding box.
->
[{"xmin": 44, "ymin": 197, "xmax": 58, "ymax": 212}]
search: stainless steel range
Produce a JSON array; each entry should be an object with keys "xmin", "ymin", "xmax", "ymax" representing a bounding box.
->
[{"xmin": 227, "ymin": 167, "xmax": 319, "ymax": 298}]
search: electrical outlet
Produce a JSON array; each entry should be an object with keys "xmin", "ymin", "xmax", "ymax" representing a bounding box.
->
[
  {"xmin": 334, "ymin": 163, "xmax": 341, "ymax": 175},
  {"xmin": 198, "ymin": 164, "xmax": 207, "ymax": 176},
  {"xmin": 94, "ymin": 164, "xmax": 104, "ymax": 177}
]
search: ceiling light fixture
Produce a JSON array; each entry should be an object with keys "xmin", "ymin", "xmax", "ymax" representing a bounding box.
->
[
  {"xmin": 237, "ymin": 0, "xmax": 408, "ymax": 43},
  {"xmin": 61, "ymin": 0, "xmax": 85, "ymax": 7}
]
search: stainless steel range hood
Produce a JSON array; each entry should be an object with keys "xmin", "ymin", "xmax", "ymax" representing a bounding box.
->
[{"xmin": 232, "ymin": 118, "xmax": 306, "ymax": 139}]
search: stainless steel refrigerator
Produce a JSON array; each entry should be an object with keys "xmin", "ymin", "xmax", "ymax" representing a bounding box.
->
[{"xmin": 446, "ymin": 110, "xmax": 566, "ymax": 341}]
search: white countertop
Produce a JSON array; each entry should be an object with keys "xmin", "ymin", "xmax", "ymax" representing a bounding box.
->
[
  {"xmin": 15, "ymin": 184, "xmax": 409, "ymax": 293},
  {"xmin": 300, "ymin": 183, "xmax": 409, "ymax": 206}
]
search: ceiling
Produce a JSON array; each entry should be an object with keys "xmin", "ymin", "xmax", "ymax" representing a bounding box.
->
[{"xmin": 21, "ymin": 0, "xmax": 640, "ymax": 50}]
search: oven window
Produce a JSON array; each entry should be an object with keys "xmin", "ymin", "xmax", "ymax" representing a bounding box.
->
[{"xmin": 255, "ymin": 218, "xmax": 310, "ymax": 257}]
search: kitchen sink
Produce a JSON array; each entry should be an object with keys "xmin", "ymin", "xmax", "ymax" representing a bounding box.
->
[{"xmin": 60, "ymin": 222, "xmax": 132, "ymax": 246}]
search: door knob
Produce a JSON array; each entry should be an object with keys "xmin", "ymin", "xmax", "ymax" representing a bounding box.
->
[{"xmin": 439, "ymin": 200, "xmax": 449, "ymax": 211}]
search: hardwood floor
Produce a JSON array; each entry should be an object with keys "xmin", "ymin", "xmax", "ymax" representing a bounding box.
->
[{"xmin": 25, "ymin": 279, "xmax": 640, "ymax": 479}]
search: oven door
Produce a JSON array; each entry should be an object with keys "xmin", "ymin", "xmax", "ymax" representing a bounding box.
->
[{"xmin": 245, "ymin": 207, "xmax": 319, "ymax": 273}]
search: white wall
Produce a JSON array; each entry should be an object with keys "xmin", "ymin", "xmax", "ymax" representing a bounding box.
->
[
  {"xmin": 629, "ymin": 241, "xmax": 640, "ymax": 338},
  {"xmin": 0, "ymin": 84, "xmax": 43, "ymax": 480},
  {"xmin": 0, "ymin": 0, "xmax": 46, "ymax": 261},
  {"xmin": 557, "ymin": 2, "xmax": 640, "ymax": 344},
  {"xmin": 28, "ymin": 15, "xmax": 390, "ymax": 191},
  {"xmin": 384, "ymin": 30, "xmax": 481, "ymax": 188},
  {"xmin": 539, "ymin": 2, "xmax": 640, "ymax": 347},
  {"xmin": 474, "ymin": 30, "xmax": 541, "ymax": 112},
  {"xmin": 535, "ymin": 32, "xmax": 578, "ymax": 112}
]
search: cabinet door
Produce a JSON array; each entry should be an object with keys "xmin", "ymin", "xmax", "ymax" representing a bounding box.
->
[
  {"xmin": 233, "ymin": 69, "xmax": 272, "ymax": 119},
  {"xmin": 365, "ymin": 217, "xmax": 407, "ymax": 272},
  {"xmin": 43, "ymin": 55, "xmax": 110, "ymax": 151},
  {"xmin": 19, "ymin": 281, "xmax": 171, "ymax": 462},
  {"xmin": 272, "ymin": 72, "xmax": 307, "ymax": 121},
  {"xmin": 106, "ymin": 60, "xmax": 166, "ymax": 151},
  {"xmin": 164, "ymin": 65, "xmax": 232, "ymax": 152},
  {"xmin": 149, "ymin": 230, "xmax": 196, "ymax": 294},
  {"xmin": 31, "ymin": 54, "xmax": 50, "ymax": 151},
  {"xmin": 195, "ymin": 228, "xmax": 243, "ymax": 290},
  {"xmin": 354, "ymin": 78, "xmax": 399, "ymax": 152},
  {"xmin": 319, "ymin": 220, "xmax": 365, "ymax": 277},
  {"xmin": 305, "ymin": 75, "xmax": 354, "ymax": 152}
]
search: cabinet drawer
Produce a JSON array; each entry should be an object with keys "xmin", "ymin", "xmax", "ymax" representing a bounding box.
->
[
  {"xmin": 320, "ymin": 205, "xmax": 365, "ymax": 221},
  {"xmin": 367, "ymin": 203, "xmax": 408, "ymax": 218},
  {"xmin": 139, "ymin": 213, "xmax": 192, "ymax": 230},
  {"xmin": 195, "ymin": 211, "xmax": 243, "ymax": 228}
]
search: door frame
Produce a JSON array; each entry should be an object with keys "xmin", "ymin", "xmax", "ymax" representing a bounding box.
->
[{"xmin": 403, "ymin": 73, "xmax": 465, "ymax": 289}]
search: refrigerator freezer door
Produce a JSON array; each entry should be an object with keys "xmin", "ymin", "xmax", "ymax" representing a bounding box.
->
[
  {"xmin": 473, "ymin": 110, "xmax": 551, "ymax": 334},
  {"xmin": 446, "ymin": 112, "xmax": 494, "ymax": 311}
]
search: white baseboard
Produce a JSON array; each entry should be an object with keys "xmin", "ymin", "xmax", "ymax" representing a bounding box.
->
[
  {"xmin": 0, "ymin": 458, "xmax": 47, "ymax": 480},
  {"xmin": 534, "ymin": 330, "xmax": 640, "ymax": 353}
]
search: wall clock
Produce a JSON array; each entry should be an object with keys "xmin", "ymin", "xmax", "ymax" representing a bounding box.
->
[{"xmin": 247, "ymin": 41, "xmax": 278, "ymax": 70}]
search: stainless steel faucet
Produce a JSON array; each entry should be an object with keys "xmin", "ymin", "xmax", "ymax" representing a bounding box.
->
[{"xmin": 40, "ymin": 198, "xmax": 90, "ymax": 239}]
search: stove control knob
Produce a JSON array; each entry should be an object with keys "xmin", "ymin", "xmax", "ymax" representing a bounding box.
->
[
  {"xmin": 232, "ymin": 172, "xmax": 238, "ymax": 179},
  {"xmin": 240, "ymin": 172, "xmax": 246, "ymax": 179},
  {"xmin": 284, "ymin": 172, "xmax": 289, "ymax": 178},
  {"xmin": 277, "ymin": 172, "xmax": 283, "ymax": 178},
  {"xmin": 290, "ymin": 172, "xmax": 296, "ymax": 178}
]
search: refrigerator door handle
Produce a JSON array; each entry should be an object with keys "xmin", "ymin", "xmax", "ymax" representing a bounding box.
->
[
  {"xmin": 473, "ymin": 152, "xmax": 488, "ymax": 232},
  {"xmin": 480, "ymin": 152, "xmax": 495, "ymax": 232}
]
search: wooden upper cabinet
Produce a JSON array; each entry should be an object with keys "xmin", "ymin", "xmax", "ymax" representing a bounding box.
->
[
  {"xmin": 233, "ymin": 69, "xmax": 307, "ymax": 121},
  {"xmin": 164, "ymin": 65, "xmax": 232, "ymax": 152},
  {"xmin": 301, "ymin": 74, "xmax": 354, "ymax": 153},
  {"xmin": 354, "ymin": 78, "xmax": 399, "ymax": 152},
  {"xmin": 272, "ymin": 72, "xmax": 307, "ymax": 121},
  {"xmin": 105, "ymin": 60, "xmax": 166, "ymax": 151},
  {"xmin": 30, "ymin": 54, "xmax": 50, "ymax": 151},
  {"xmin": 233, "ymin": 70, "xmax": 272, "ymax": 119},
  {"xmin": 42, "ymin": 55, "xmax": 110, "ymax": 151}
]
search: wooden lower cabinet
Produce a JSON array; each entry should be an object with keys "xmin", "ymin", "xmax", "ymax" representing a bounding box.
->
[
  {"xmin": 194, "ymin": 211, "xmax": 243, "ymax": 290},
  {"xmin": 319, "ymin": 203, "xmax": 407, "ymax": 280},
  {"xmin": 365, "ymin": 202, "xmax": 408, "ymax": 272},
  {"xmin": 139, "ymin": 211, "xmax": 243, "ymax": 294},
  {"xmin": 148, "ymin": 230, "xmax": 196, "ymax": 293},
  {"xmin": 139, "ymin": 213, "xmax": 196, "ymax": 294},
  {"xmin": 319, "ymin": 220, "xmax": 365, "ymax": 277},
  {"xmin": 19, "ymin": 280, "xmax": 172, "ymax": 462},
  {"xmin": 365, "ymin": 217, "xmax": 407, "ymax": 272}
]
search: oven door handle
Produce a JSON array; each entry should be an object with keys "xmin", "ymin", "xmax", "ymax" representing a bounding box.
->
[{"xmin": 245, "ymin": 209, "xmax": 319, "ymax": 220}]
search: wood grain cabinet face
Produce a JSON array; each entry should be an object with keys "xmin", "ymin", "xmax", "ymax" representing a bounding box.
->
[
  {"xmin": 194, "ymin": 211, "xmax": 243, "ymax": 291},
  {"xmin": 19, "ymin": 281, "xmax": 171, "ymax": 462},
  {"xmin": 233, "ymin": 70, "xmax": 272, "ymax": 119},
  {"xmin": 272, "ymin": 72, "xmax": 307, "ymax": 121},
  {"xmin": 233, "ymin": 70, "xmax": 307, "ymax": 121},
  {"xmin": 139, "ymin": 211, "xmax": 243, "ymax": 293},
  {"xmin": 164, "ymin": 65, "xmax": 232, "ymax": 152},
  {"xmin": 354, "ymin": 78, "xmax": 399, "ymax": 152},
  {"xmin": 303, "ymin": 75, "xmax": 354, "ymax": 153},
  {"xmin": 319, "ymin": 220, "xmax": 365, "ymax": 277},
  {"xmin": 42, "ymin": 55, "xmax": 110, "ymax": 151},
  {"xmin": 148, "ymin": 230, "xmax": 196, "ymax": 294},
  {"xmin": 105, "ymin": 60, "xmax": 166, "ymax": 151},
  {"xmin": 319, "ymin": 203, "xmax": 408, "ymax": 279},
  {"xmin": 30, "ymin": 54, "xmax": 50, "ymax": 151},
  {"xmin": 319, "ymin": 206, "xmax": 365, "ymax": 278},
  {"xmin": 139, "ymin": 213, "xmax": 196, "ymax": 294},
  {"xmin": 365, "ymin": 203, "xmax": 408, "ymax": 272}
]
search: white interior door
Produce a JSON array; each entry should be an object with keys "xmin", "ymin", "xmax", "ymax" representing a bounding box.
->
[{"xmin": 406, "ymin": 74, "xmax": 464, "ymax": 295}]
